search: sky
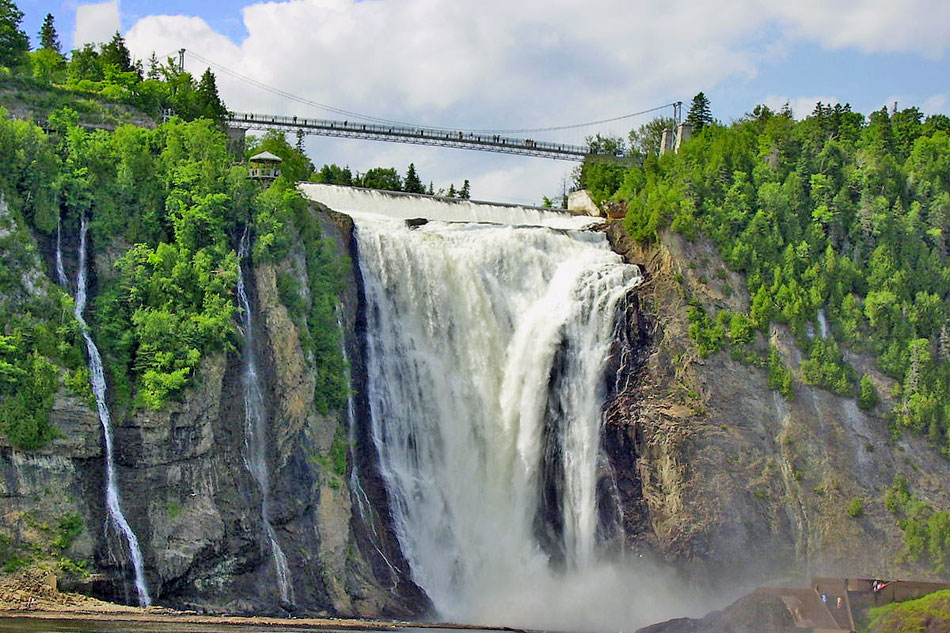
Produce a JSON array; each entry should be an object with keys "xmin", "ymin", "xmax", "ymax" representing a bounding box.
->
[{"xmin": 19, "ymin": 0, "xmax": 950, "ymax": 206}]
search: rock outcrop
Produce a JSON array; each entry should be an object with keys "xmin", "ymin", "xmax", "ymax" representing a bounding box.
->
[
  {"xmin": 0, "ymin": 203, "xmax": 425, "ymax": 617},
  {"xmin": 602, "ymin": 222, "xmax": 950, "ymax": 590}
]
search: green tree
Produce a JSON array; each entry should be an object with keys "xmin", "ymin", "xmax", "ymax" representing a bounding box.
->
[
  {"xmin": 0, "ymin": 0, "xmax": 29, "ymax": 68},
  {"xmin": 195, "ymin": 68, "xmax": 228, "ymax": 123},
  {"xmin": 38, "ymin": 13, "xmax": 59, "ymax": 52},
  {"xmin": 585, "ymin": 133, "xmax": 626, "ymax": 156},
  {"xmin": 99, "ymin": 31, "xmax": 134, "ymax": 74},
  {"xmin": 67, "ymin": 43, "xmax": 102, "ymax": 82},
  {"xmin": 686, "ymin": 92, "xmax": 713, "ymax": 134},
  {"xmin": 459, "ymin": 179, "xmax": 471, "ymax": 199},
  {"xmin": 403, "ymin": 163, "xmax": 424, "ymax": 193},
  {"xmin": 629, "ymin": 116, "xmax": 676, "ymax": 156},
  {"xmin": 858, "ymin": 375, "xmax": 880, "ymax": 410},
  {"xmin": 311, "ymin": 163, "xmax": 353, "ymax": 186},
  {"xmin": 360, "ymin": 167, "xmax": 401, "ymax": 191}
]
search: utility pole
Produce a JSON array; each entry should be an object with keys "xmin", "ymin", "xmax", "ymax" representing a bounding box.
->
[
  {"xmin": 673, "ymin": 101, "xmax": 683, "ymax": 125},
  {"xmin": 178, "ymin": 48, "xmax": 186, "ymax": 73}
]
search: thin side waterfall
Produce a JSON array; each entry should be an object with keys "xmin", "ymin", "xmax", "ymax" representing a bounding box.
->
[
  {"xmin": 55, "ymin": 219, "xmax": 67, "ymax": 288},
  {"xmin": 65, "ymin": 217, "xmax": 150, "ymax": 607},
  {"xmin": 236, "ymin": 228, "xmax": 294, "ymax": 606},
  {"xmin": 352, "ymin": 208, "xmax": 644, "ymax": 630}
]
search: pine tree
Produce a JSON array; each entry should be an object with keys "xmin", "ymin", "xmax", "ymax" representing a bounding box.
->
[
  {"xmin": 459, "ymin": 179, "xmax": 471, "ymax": 200},
  {"xmin": 404, "ymin": 163, "xmax": 425, "ymax": 193},
  {"xmin": 195, "ymin": 68, "xmax": 229, "ymax": 123},
  {"xmin": 100, "ymin": 31, "xmax": 134, "ymax": 73},
  {"xmin": 686, "ymin": 92, "xmax": 713, "ymax": 133},
  {"xmin": 426, "ymin": 181, "xmax": 434, "ymax": 196},
  {"xmin": 447, "ymin": 183, "xmax": 456, "ymax": 198},
  {"xmin": 0, "ymin": 0, "xmax": 29, "ymax": 68},
  {"xmin": 146, "ymin": 52, "xmax": 160, "ymax": 80},
  {"xmin": 38, "ymin": 13, "xmax": 60, "ymax": 52}
]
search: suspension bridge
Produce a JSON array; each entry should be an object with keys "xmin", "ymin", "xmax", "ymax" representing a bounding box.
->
[{"xmin": 179, "ymin": 49, "xmax": 681, "ymax": 163}]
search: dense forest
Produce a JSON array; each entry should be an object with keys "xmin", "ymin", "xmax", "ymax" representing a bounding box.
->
[
  {"xmin": 0, "ymin": 109, "xmax": 351, "ymax": 449},
  {"xmin": 580, "ymin": 95, "xmax": 950, "ymax": 572}
]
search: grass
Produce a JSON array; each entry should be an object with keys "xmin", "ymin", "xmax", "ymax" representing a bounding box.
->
[{"xmin": 865, "ymin": 590, "xmax": 950, "ymax": 632}]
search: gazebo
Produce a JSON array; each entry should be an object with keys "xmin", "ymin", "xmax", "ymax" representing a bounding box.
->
[{"xmin": 248, "ymin": 151, "xmax": 282, "ymax": 181}]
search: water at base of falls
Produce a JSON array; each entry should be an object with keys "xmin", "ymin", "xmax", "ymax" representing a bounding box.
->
[
  {"xmin": 236, "ymin": 229, "xmax": 294, "ymax": 606},
  {"xmin": 352, "ymin": 209, "xmax": 661, "ymax": 630},
  {"xmin": 60, "ymin": 218, "xmax": 150, "ymax": 607}
]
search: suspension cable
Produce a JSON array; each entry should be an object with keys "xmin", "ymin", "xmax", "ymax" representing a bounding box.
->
[{"xmin": 185, "ymin": 50, "xmax": 675, "ymax": 136}]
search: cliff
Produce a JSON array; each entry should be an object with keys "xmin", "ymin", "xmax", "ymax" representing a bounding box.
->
[
  {"xmin": 603, "ymin": 221, "xmax": 950, "ymax": 590},
  {"xmin": 0, "ymin": 198, "xmax": 424, "ymax": 617}
]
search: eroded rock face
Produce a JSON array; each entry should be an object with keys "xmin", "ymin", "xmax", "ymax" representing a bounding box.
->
[
  {"xmin": 636, "ymin": 594, "xmax": 799, "ymax": 633},
  {"xmin": 0, "ymin": 205, "xmax": 425, "ymax": 617},
  {"xmin": 602, "ymin": 222, "xmax": 950, "ymax": 589}
]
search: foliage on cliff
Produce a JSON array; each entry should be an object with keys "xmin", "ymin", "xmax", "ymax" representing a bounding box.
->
[
  {"xmin": 1, "ymin": 5, "xmax": 227, "ymax": 124},
  {"xmin": 866, "ymin": 589, "xmax": 950, "ymax": 633},
  {"xmin": 585, "ymin": 103, "xmax": 950, "ymax": 454},
  {"xmin": 0, "ymin": 111, "xmax": 86, "ymax": 449},
  {"xmin": 0, "ymin": 104, "xmax": 350, "ymax": 446}
]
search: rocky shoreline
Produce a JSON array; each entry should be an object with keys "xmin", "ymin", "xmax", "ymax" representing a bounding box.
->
[{"xmin": 0, "ymin": 569, "xmax": 518, "ymax": 632}]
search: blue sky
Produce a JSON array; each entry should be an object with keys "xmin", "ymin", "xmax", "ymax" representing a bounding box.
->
[{"xmin": 16, "ymin": 0, "xmax": 950, "ymax": 205}]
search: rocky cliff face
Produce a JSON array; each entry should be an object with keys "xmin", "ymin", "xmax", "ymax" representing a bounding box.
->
[
  {"xmin": 0, "ymin": 203, "xmax": 424, "ymax": 617},
  {"xmin": 5, "ymin": 196, "xmax": 948, "ymax": 619},
  {"xmin": 602, "ymin": 222, "xmax": 950, "ymax": 590}
]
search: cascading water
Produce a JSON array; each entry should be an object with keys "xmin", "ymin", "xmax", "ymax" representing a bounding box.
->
[
  {"xmin": 335, "ymin": 192, "xmax": 647, "ymax": 629},
  {"xmin": 60, "ymin": 217, "xmax": 150, "ymax": 607},
  {"xmin": 236, "ymin": 228, "xmax": 294, "ymax": 606}
]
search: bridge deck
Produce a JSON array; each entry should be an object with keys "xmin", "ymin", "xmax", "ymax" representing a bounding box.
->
[{"xmin": 228, "ymin": 112, "xmax": 632, "ymax": 163}]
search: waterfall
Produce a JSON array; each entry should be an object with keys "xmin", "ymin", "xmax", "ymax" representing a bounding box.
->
[
  {"xmin": 236, "ymin": 228, "xmax": 294, "ymax": 606},
  {"xmin": 55, "ymin": 219, "xmax": 67, "ymax": 288},
  {"xmin": 65, "ymin": 217, "xmax": 150, "ymax": 607},
  {"xmin": 351, "ymin": 203, "xmax": 644, "ymax": 629}
]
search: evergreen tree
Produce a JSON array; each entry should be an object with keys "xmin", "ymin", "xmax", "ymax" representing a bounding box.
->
[
  {"xmin": 447, "ymin": 183, "xmax": 456, "ymax": 198},
  {"xmin": 195, "ymin": 68, "xmax": 228, "ymax": 122},
  {"xmin": 426, "ymin": 181, "xmax": 434, "ymax": 196},
  {"xmin": 459, "ymin": 179, "xmax": 471, "ymax": 200},
  {"xmin": 686, "ymin": 92, "xmax": 713, "ymax": 133},
  {"xmin": 100, "ymin": 31, "xmax": 134, "ymax": 73},
  {"xmin": 0, "ymin": 0, "xmax": 29, "ymax": 68},
  {"xmin": 403, "ymin": 163, "xmax": 425, "ymax": 193},
  {"xmin": 146, "ymin": 52, "xmax": 160, "ymax": 80},
  {"xmin": 38, "ymin": 13, "xmax": 60, "ymax": 52}
]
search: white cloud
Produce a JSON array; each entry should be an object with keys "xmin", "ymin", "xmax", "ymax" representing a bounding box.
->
[
  {"xmin": 122, "ymin": 0, "xmax": 950, "ymax": 203},
  {"xmin": 74, "ymin": 1, "xmax": 121, "ymax": 48},
  {"xmin": 771, "ymin": 0, "xmax": 950, "ymax": 58},
  {"xmin": 921, "ymin": 93, "xmax": 949, "ymax": 115}
]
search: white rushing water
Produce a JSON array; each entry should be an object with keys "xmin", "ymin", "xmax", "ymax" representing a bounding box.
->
[
  {"xmin": 300, "ymin": 183, "xmax": 598, "ymax": 230},
  {"xmin": 351, "ymin": 200, "xmax": 645, "ymax": 629},
  {"xmin": 236, "ymin": 229, "xmax": 294, "ymax": 605},
  {"xmin": 64, "ymin": 217, "xmax": 150, "ymax": 607}
]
